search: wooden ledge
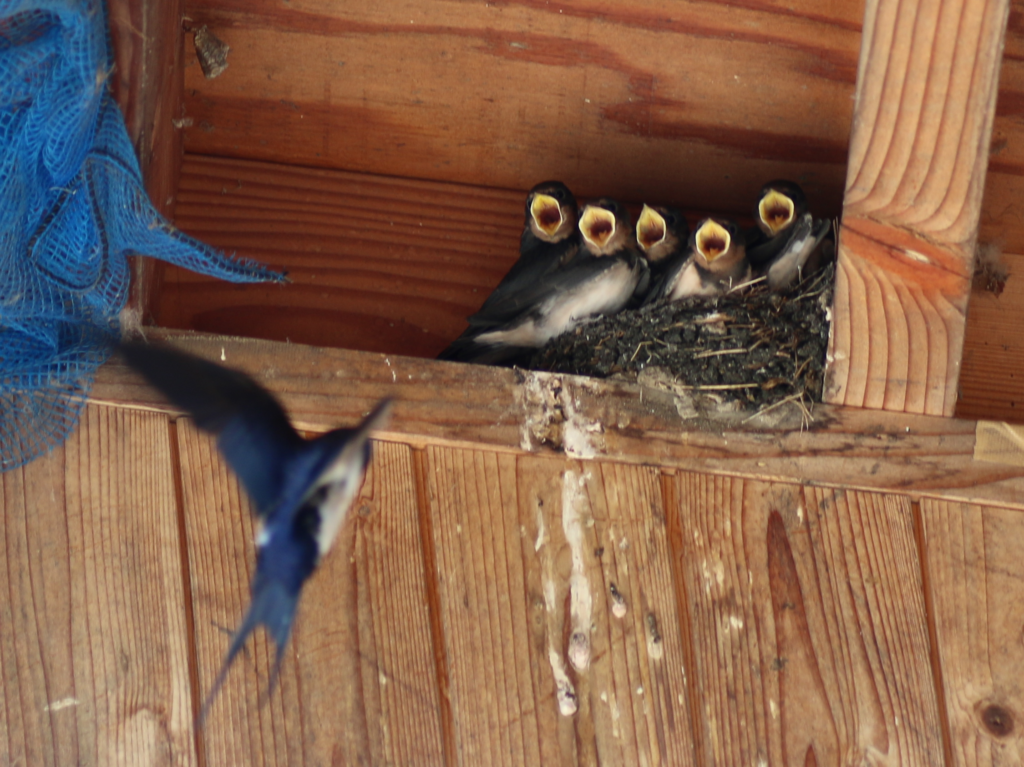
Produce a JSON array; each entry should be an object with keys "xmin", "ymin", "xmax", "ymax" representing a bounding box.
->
[{"xmin": 91, "ymin": 330, "xmax": 1024, "ymax": 510}]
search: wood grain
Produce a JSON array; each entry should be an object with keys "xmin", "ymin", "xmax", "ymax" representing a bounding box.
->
[
  {"xmin": 177, "ymin": 420, "xmax": 444, "ymax": 764},
  {"xmin": 179, "ymin": 0, "xmax": 857, "ymax": 217},
  {"xmin": 669, "ymin": 473, "xmax": 944, "ymax": 766},
  {"xmin": 827, "ymin": 0, "xmax": 1011, "ymax": 416},
  {"xmin": 423, "ymin": 447, "xmax": 695, "ymax": 765},
  {"xmin": 958, "ymin": 252, "xmax": 1024, "ymax": 421},
  {"xmin": 158, "ymin": 154, "xmax": 523, "ymax": 356},
  {"xmin": 162, "ymin": 155, "xmax": 1024, "ymax": 424},
  {"xmin": 981, "ymin": 0, "xmax": 1024, "ymax": 254},
  {"xmin": 920, "ymin": 499, "xmax": 1024, "ymax": 765},
  {"xmin": 0, "ymin": 405, "xmax": 196, "ymax": 766},
  {"xmin": 92, "ymin": 333, "xmax": 1024, "ymax": 509}
]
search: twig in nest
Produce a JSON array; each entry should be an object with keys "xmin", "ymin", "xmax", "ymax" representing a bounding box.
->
[
  {"xmin": 741, "ymin": 391, "xmax": 813, "ymax": 428},
  {"xmin": 728, "ymin": 275, "xmax": 766, "ymax": 294},
  {"xmin": 672, "ymin": 382, "xmax": 760, "ymax": 391},
  {"xmin": 693, "ymin": 347, "xmax": 749, "ymax": 359},
  {"xmin": 629, "ymin": 342, "xmax": 650, "ymax": 363}
]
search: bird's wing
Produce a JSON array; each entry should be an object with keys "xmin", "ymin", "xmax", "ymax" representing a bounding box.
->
[
  {"xmin": 120, "ymin": 341, "xmax": 303, "ymax": 517},
  {"xmin": 466, "ymin": 240, "xmax": 581, "ymax": 328}
]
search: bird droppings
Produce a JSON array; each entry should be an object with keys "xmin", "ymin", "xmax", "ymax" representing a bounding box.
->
[
  {"xmin": 568, "ymin": 630, "xmax": 590, "ymax": 672},
  {"xmin": 610, "ymin": 582, "xmax": 628, "ymax": 618},
  {"xmin": 534, "ymin": 503, "xmax": 546, "ymax": 551},
  {"xmin": 549, "ymin": 649, "xmax": 578, "ymax": 716},
  {"xmin": 563, "ymin": 470, "xmax": 594, "ymax": 671},
  {"xmin": 43, "ymin": 698, "xmax": 79, "ymax": 712},
  {"xmin": 647, "ymin": 613, "xmax": 664, "ymax": 660},
  {"xmin": 529, "ymin": 263, "xmax": 833, "ymax": 414}
]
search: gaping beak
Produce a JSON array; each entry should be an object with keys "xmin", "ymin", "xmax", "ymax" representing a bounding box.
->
[
  {"xmin": 696, "ymin": 219, "xmax": 731, "ymax": 262},
  {"xmin": 758, "ymin": 189, "xmax": 796, "ymax": 235},
  {"xmin": 530, "ymin": 193, "xmax": 564, "ymax": 237},
  {"xmin": 580, "ymin": 205, "xmax": 617, "ymax": 249},
  {"xmin": 636, "ymin": 205, "xmax": 666, "ymax": 252}
]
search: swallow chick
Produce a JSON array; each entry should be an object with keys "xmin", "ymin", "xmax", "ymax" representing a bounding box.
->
[
  {"xmin": 440, "ymin": 198, "xmax": 647, "ymax": 365},
  {"xmin": 118, "ymin": 340, "xmax": 392, "ymax": 724},
  {"xmin": 635, "ymin": 204, "xmax": 689, "ymax": 305},
  {"xmin": 439, "ymin": 181, "xmax": 579, "ymax": 365},
  {"xmin": 662, "ymin": 218, "xmax": 751, "ymax": 300},
  {"xmin": 747, "ymin": 179, "xmax": 831, "ymax": 290}
]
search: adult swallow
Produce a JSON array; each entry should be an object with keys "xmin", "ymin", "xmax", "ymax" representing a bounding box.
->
[
  {"xmin": 439, "ymin": 198, "xmax": 647, "ymax": 364},
  {"xmin": 118, "ymin": 341, "xmax": 392, "ymax": 723},
  {"xmin": 635, "ymin": 204, "xmax": 689, "ymax": 305},
  {"xmin": 746, "ymin": 179, "xmax": 831, "ymax": 290},
  {"xmin": 660, "ymin": 218, "xmax": 751, "ymax": 300}
]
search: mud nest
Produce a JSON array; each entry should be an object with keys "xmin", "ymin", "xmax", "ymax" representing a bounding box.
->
[{"xmin": 528, "ymin": 263, "xmax": 834, "ymax": 412}]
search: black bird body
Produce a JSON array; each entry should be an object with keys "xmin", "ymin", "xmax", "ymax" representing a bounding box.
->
[
  {"xmin": 635, "ymin": 204, "xmax": 690, "ymax": 305},
  {"xmin": 118, "ymin": 341, "xmax": 392, "ymax": 723},
  {"xmin": 440, "ymin": 195, "xmax": 646, "ymax": 365},
  {"xmin": 746, "ymin": 179, "xmax": 831, "ymax": 290},
  {"xmin": 661, "ymin": 218, "xmax": 750, "ymax": 300}
]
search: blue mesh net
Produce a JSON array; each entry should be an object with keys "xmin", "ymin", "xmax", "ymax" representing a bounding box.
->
[{"xmin": 1, "ymin": 0, "xmax": 285, "ymax": 471}]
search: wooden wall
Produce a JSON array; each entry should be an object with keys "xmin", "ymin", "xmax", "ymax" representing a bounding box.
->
[
  {"xmin": 5, "ymin": 335, "xmax": 1024, "ymax": 765},
  {"xmin": 133, "ymin": 0, "xmax": 1024, "ymax": 423}
]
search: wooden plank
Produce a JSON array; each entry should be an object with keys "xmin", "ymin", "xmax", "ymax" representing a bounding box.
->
[
  {"xmin": 178, "ymin": 420, "xmax": 444, "ymax": 764},
  {"xmin": 157, "ymin": 155, "xmax": 523, "ymax": 356},
  {"xmin": 179, "ymin": 0, "xmax": 857, "ymax": 217},
  {"xmin": 0, "ymin": 405, "xmax": 196, "ymax": 766},
  {"xmin": 669, "ymin": 473, "xmax": 944, "ymax": 766},
  {"xmin": 92, "ymin": 333, "xmax": 1024, "ymax": 509},
  {"xmin": 423, "ymin": 447, "xmax": 695, "ymax": 765},
  {"xmin": 920, "ymin": 499, "xmax": 1024, "ymax": 766},
  {"xmin": 164, "ymin": 155, "xmax": 1024, "ymax": 425},
  {"xmin": 108, "ymin": 0, "xmax": 187, "ymax": 322},
  {"xmin": 981, "ymin": 0, "xmax": 1024, "ymax": 255},
  {"xmin": 958, "ymin": 252, "xmax": 1024, "ymax": 421},
  {"xmin": 826, "ymin": 0, "xmax": 1011, "ymax": 415}
]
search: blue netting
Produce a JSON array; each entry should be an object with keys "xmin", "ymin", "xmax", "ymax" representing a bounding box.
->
[{"xmin": 0, "ymin": 0, "xmax": 285, "ymax": 471}]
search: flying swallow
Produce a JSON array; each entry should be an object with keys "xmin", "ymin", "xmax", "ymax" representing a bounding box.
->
[
  {"xmin": 118, "ymin": 340, "xmax": 392, "ymax": 724},
  {"xmin": 661, "ymin": 217, "xmax": 751, "ymax": 300},
  {"xmin": 746, "ymin": 179, "xmax": 831, "ymax": 290},
  {"xmin": 439, "ymin": 198, "xmax": 647, "ymax": 364},
  {"xmin": 635, "ymin": 204, "xmax": 690, "ymax": 305}
]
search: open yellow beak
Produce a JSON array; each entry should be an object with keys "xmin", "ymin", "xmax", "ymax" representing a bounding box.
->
[
  {"xmin": 530, "ymin": 193, "xmax": 564, "ymax": 237},
  {"xmin": 758, "ymin": 189, "xmax": 796, "ymax": 235},
  {"xmin": 696, "ymin": 220, "xmax": 731, "ymax": 262},
  {"xmin": 580, "ymin": 205, "xmax": 616, "ymax": 249},
  {"xmin": 636, "ymin": 204, "xmax": 666, "ymax": 252}
]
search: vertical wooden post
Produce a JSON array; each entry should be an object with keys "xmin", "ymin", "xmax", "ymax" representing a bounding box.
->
[
  {"xmin": 826, "ymin": 0, "xmax": 1011, "ymax": 416},
  {"xmin": 108, "ymin": 0, "xmax": 186, "ymax": 324}
]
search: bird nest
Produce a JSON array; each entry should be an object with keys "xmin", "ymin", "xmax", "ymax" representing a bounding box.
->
[{"xmin": 528, "ymin": 263, "xmax": 834, "ymax": 417}]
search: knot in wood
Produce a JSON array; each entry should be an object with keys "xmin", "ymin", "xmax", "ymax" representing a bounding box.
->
[{"xmin": 980, "ymin": 703, "xmax": 1014, "ymax": 737}]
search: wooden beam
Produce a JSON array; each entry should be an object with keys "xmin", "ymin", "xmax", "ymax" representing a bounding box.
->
[
  {"xmin": 671, "ymin": 475, "xmax": 945, "ymax": 765},
  {"xmin": 108, "ymin": 0, "xmax": 186, "ymax": 323},
  {"xmin": 90, "ymin": 332, "xmax": 1024, "ymax": 510},
  {"xmin": 920, "ymin": 499, "xmax": 1024, "ymax": 766},
  {"xmin": 0, "ymin": 406, "xmax": 195, "ymax": 765},
  {"xmin": 826, "ymin": 0, "xmax": 1011, "ymax": 416}
]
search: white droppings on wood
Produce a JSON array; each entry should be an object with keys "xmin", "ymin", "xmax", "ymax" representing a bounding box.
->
[
  {"xmin": 543, "ymin": 578, "xmax": 556, "ymax": 613},
  {"xmin": 43, "ymin": 697, "xmax": 79, "ymax": 712},
  {"xmin": 534, "ymin": 504, "xmax": 546, "ymax": 552},
  {"xmin": 548, "ymin": 648, "xmax": 578, "ymax": 716},
  {"xmin": 562, "ymin": 393, "xmax": 603, "ymax": 459},
  {"xmin": 563, "ymin": 469, "xmax": 593, "ymax": 671}
]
